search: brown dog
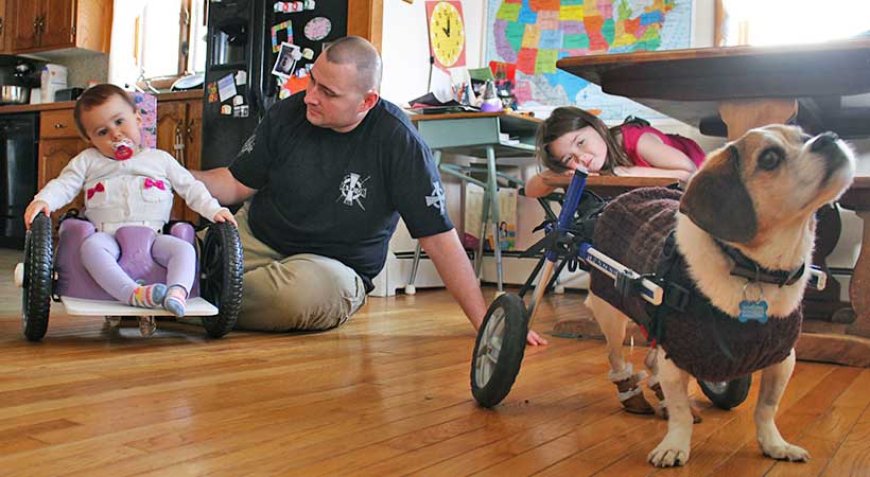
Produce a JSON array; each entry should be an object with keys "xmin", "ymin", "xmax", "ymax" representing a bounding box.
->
[{"xmin": 585, "ymin": 125, "xmax": 856, "ymax": 467}]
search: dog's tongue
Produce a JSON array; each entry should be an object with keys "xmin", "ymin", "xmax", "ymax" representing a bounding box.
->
[{"xmin": 112, "ymin": 140, "xmax": 134, "ymax": 160}]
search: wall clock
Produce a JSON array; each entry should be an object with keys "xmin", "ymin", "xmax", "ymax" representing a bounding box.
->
[{"xmin": 426, "ymin": 1, "xmax": 466, "ymax": 69}]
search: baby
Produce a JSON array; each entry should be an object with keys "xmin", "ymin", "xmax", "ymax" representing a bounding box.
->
[{"xmin": 24, "ymin": 84, "xmax": 236, "ymax": 317}]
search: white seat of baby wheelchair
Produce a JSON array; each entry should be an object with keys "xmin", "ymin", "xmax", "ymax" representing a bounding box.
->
[{"xmin": 59, "ymin": 296, "xmax": 218, "ymax": 316}]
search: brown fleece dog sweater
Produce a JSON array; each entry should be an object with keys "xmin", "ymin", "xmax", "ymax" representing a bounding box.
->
[{"xmin": 589, "ymin": 187, "xmax": 801, "ymax": 382}]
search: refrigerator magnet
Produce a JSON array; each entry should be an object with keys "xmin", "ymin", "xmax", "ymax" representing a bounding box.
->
[
  {"xmin": 220, "ymin": 104, "xmax": 232, "ymax": 115},
  {"xmin": 303, "ymin": 17, "xmax": 331, "ymax": 41},
  {"xmin": 217, "ymin": 74, "xmax": 237, "ymax": 102},
  {"xmin": 207, "ymin": 82, "xmax": 219, "ymax": 103},
  {"xmin": 232, "ymin": 95, "xmax": 245, "ymax": 106},
  {"xmin": 274, "ymin": 0, "xmax": 315, "ymax": 13},
  {"xmin": 235, "ymin": 70, "xmax": 247, "ymax": 86},
  {"xmin": 273, "ymin": 42, "xmax": 302, "ymax": 77},
  {"xmin": 271, "ymin": 20, "xmax": 294, "ymax": 53},
  {"xmin": 233, "ymin": 105, "xmax": 250, "ymax": 118}
]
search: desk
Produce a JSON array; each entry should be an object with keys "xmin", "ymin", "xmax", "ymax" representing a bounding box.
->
[
  {"xmin": 556, "ymin": 41, "xmax": 870, "ymax": 366},
  {"xmin": 556, "ymin": 39, "xmax": 870, "ymax": 140},
  {"xmin": 407, "ymin": 111, "xmax": 541, "ymax": 293}
]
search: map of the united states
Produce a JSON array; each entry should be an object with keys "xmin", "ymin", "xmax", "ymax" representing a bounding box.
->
[{"xmin": 486, "ymin": 0, "xmax": 691, "ymax": 120}]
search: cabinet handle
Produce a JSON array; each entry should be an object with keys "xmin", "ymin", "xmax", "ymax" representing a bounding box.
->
[
  {"xmin": 174, "ymin": 124, "xmax": 186, "ymax": 167},
  {"xmin": 54, "ymin": 123, "xmax": 66, "ymax": 129},
  {"xmin": 0, "ymin": 17, "xmax": 5, "ymax": 35}
]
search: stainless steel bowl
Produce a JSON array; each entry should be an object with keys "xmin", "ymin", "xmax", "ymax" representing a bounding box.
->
[{"xmin": 0, "ymin": 85, "xmax": 30, "ymax": 105}]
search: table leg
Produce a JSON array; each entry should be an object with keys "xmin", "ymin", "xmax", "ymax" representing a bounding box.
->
[
  {"xmin": 848, "ymin": 210, "xmax": 870, "ymax": 337},
  {"xmin": 485, "ymin": 145, "xmax": 504, "ymax": 292},
  {"xmin": 718, "ymin": 99, "xmax": 798, "ymax": 140}
]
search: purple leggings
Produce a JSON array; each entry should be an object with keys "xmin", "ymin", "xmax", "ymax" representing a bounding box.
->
[{"xmin": 80, "ymin": 232, "xmax": 196, "ymax": 303}]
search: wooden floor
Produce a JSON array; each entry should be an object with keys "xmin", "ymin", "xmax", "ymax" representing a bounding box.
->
[{"xmin": 0, "ymin": 248, "xmax": 868, "ymax": 476}]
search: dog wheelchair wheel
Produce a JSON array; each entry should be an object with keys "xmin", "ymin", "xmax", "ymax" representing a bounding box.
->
[
  {"xmin": 698, "ymin": 375, "xmax": 752, "ymax": 410},
  {"xmin": 22, "ymin": 213, "xmax": 53, "ymax": 342},
  {"xmin": 200, "ymin": 222, "xmax": 244, "ymax": 338},
  {"xmin": 471, "ymin": 294, "xmax": 529, "ymax": 408}
]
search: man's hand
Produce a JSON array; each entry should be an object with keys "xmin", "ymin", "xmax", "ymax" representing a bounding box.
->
[
  {"xmin": 212, "ymin": 208, "xmax": 237, "ymax": 227},
  {"xmin": 24, "ymin": 199, "xmax": 49, "ymax": 230},
  {"xmin": 527, "ymin": 329, "xmax": 548, "ymax": 346}
]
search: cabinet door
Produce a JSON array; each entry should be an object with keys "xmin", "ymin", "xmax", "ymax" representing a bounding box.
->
[
  {"xmin": 10, "ymin": 0, "xmax": 38, "ymax": 51},
  {"xmin": 39, "ymin": 137, "xmax": 87, "ymax": 224},
  {"xmin": 0, "ymin": 0, "xmax": 8, "ymax": 53},
  {"xmin": 157, "ymin": 100, "xmax": 197, "ymax": 221},
  {"xmin": 40, "ymin": 0, "xmax": 75, "ymax": 50},
  {"xmin": 181, "ymin": 100, "xmax": 203, "ymax": 222}
]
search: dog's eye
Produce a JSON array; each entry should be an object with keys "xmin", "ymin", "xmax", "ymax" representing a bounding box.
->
[{"xmin": 757, "ymin": 147, "xmax": 784, "ymax": 171}]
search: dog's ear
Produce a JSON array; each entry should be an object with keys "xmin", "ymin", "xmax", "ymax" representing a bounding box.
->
[{"xmin": 679, "ymin": 146, "xmax": 757, "ymax": 243}]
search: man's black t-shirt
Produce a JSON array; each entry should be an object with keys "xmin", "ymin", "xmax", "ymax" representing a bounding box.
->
[{"xmin": 229, "ymin": 92, "xmax": 453, "ymax": 291}]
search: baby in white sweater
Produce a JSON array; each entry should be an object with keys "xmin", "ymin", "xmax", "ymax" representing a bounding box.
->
[{"xmin": 24, "ymin": 84, "xmax": 236, "ymax": 317}]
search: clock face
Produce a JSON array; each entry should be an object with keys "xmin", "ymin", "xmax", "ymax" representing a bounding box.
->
[{"xmin": 428, "ymin": 1, "xmax": 465, "ymax": 68}]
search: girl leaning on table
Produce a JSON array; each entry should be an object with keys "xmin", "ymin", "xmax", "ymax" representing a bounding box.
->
[{"xmin": 524, "ymin": 106, "xmax": 706, "ymax": 198}]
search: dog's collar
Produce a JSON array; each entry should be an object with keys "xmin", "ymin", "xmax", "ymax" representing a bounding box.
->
[{"xmin": 715, "ymin": 241, "xmax": 805, "ymax": 287}]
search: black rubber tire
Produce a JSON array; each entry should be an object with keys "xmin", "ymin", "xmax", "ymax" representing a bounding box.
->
[
  {"xmin": 22, "ymin": 213, "xmax": 53, "ymax": 342},
  {"xmin": 199, "ymin": 221, "xmax": 244, "ymax": 338},
  {"xmin": 698, "ymin": 375, "xmax": 752, "ymax": 410},
  {"xmin": 471, "ymin": 294, "xmax": 529, "ymax": 408}
]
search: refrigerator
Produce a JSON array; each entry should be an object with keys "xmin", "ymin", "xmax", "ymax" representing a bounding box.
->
[{"xmin": 201, "ymin": 0, "xmax": 349, "ymax": 170}]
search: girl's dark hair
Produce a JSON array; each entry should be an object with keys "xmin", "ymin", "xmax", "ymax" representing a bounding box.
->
[
  {"xmin": 73, "ymin": 84, "xmax": 137, "ymax": 139},
  {"xmin": 535, "ymin": 106, "xmax": 633, "ymax": 174}
]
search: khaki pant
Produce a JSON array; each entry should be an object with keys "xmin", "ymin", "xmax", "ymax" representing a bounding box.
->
[{"xmin": 233, "ymin": 204, "xmax": 367, "ymax": 331}]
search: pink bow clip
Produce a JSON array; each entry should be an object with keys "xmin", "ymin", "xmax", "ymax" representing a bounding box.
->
[
  {"xmin": 86, "ymin": 182, "xmax": 105, "ymax": 199},
  {"xmin": 144, "ymin": 178, "xmax": 165, "ymax": 190}
]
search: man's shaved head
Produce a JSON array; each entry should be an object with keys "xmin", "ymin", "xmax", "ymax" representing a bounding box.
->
[{"xmin": 324, "ymin": 36, "xmax": 382, "ymax": 93}]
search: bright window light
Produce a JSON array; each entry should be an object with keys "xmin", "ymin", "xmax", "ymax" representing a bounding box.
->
[{"xmin": 724, "ymin": 0, "xmax": 870, "ymax": 46}]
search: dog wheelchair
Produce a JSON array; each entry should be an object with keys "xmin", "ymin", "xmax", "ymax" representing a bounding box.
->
[
  {"xmin": 13, "ymin": 211, "xmax": 244, "ymax": 341},
  {"xmin": 470, "ymin": 170, "xmax": 829, "ymax": 411}
]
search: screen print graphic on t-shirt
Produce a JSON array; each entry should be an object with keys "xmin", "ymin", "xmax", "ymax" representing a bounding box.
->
[
  {"xmin": 338, "ymin": 172, "xmax": 370, "ymax": 210},
  {"xmin": 426, "ymin": 181, "xmax": 446, "ymax": 214}
]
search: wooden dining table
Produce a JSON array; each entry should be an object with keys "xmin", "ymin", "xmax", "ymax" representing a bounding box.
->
[{"xmin": 553, "ymin": 40, "xmax": 870, "ymax": 366}]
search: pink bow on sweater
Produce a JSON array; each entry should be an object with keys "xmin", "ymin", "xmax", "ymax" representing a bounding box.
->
[
  {"xmin": 86, "ymin": 182, "xmax": 105, "ymax": 199},
  {"xmin": 144, "ymin": 178, "xmax": 165, "ymax": 190}
]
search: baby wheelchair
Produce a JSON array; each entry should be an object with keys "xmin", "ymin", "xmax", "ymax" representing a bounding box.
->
[
  {"xmin": 470, "ymin": 171, "xmax": 827, "ymax": 412},
  {"xmin": 13, "ymin": 211, "xmax": 243, "ymax": 341}
]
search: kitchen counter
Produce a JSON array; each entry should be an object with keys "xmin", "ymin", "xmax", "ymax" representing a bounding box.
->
[{"xmin": 0, "ymin": 89, "xmax": 204, "ymax": 115}]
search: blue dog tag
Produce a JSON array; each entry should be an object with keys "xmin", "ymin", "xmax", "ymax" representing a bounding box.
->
[{"xmin": 738, "ymin": 300, "xmax": 768, "ymax": 324}]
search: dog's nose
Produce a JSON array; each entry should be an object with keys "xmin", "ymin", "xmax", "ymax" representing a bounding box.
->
[{"xmin": 811, "ymin": 132, "xmax": 839, "ymax": 152}]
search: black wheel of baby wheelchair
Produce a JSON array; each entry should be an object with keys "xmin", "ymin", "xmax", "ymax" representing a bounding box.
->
[
  {"xmin": 698, "ymin": 375, "xmax": 752, "ymax": 410},
  {"xmin": 22, "ymin": 213, "xmax": 53, "ymax": 342},
  {"xmin": 199, "ymin": 221, "xmax": 244, "ymax": 338},
  {"xmin": 471, "ymin": 294, "xmax": 529, "ymax": 408}
]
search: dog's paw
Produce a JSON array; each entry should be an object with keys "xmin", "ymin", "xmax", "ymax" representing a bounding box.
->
[
  {"xmin": 761, "ymin": 442, "xmax": 810, "ymax": 462},
  {"xmin": 648, "ymin": 441, "xmax": 690, "ymax": 467}
]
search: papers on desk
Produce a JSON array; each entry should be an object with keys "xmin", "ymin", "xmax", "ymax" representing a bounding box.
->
[
  {"xmin": 499, "ymin": 132, "xmax": 520, "ymax": 146},
  {"xmin": 406, "ymin": 91, "xmax": 480, "ymax": 114}
]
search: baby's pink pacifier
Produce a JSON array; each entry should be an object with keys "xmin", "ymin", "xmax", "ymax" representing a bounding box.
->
[{"xmin": 112, "ymin": 139, "xmax": 134, "ymax": 160}]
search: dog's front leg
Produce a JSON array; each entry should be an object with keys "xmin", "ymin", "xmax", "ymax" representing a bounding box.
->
[
  {"xmin": 587, "ymin": 294, "xmax": 654, "ymax": 414},
  {"xmin": 756, "ymin": 349, "xmax": 810, "ymax": 462},
  {"xmin": 648, "ymin": 349, "xmax": 693, "ymax": 467}
]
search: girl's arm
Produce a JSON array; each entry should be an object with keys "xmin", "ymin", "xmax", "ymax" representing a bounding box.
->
[
  {"xmin": 635, "ymin": 132, "xmax": 698, "ymax": 174},
  {"xmin": 524, "ymin": 169, "xmax": 572, "ymax": 198}
]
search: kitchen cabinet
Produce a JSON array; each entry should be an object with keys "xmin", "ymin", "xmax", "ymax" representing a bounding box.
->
[
  {"xmin": 10, "ymin": 0, "xmax": 111, "ymax": 54},
  {"xmin": 156, "ymin": 95, "xmax": 203, "ymax": 222},
  {"xmin": 38, "ymin": 109, "xmax": 87, "ymax": 224},
  {"xmin": 0, "ymin": 0, "xmax": 9, "ymax": 53}
]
